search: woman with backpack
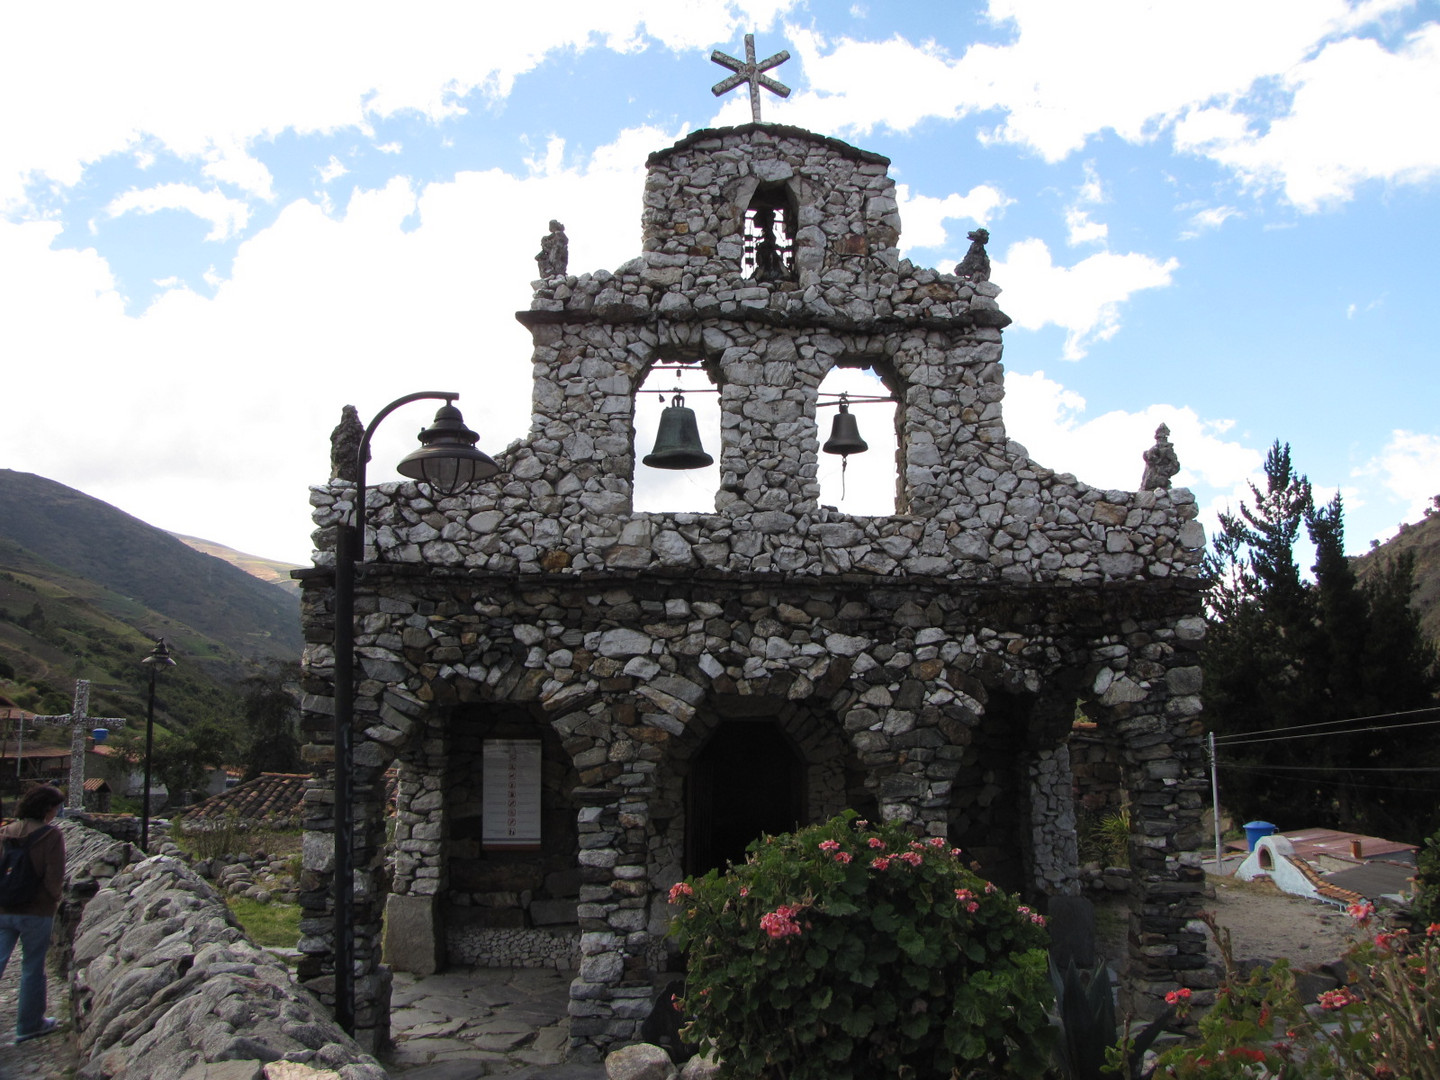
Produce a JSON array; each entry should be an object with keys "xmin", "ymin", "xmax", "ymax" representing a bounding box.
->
[{"xmin": 0, "ymin": 784, "xmax": 66, "ymax": 1044}]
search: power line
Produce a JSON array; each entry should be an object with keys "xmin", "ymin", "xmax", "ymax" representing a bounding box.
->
[
  {"xmin": 1217, "ymin": 765, "xmax": 1440, "ymax": 794},
  {"xmin": 1218, "ymin": 761, "xmax": 1440, "ymax": 774},
  {"xmin": 1214, "ymin": 715, "xmax": 1440, "ymax": 748},
  {"xmin": 1211, "ymin": 705, "xmax": 1440, "ymax": 744}
]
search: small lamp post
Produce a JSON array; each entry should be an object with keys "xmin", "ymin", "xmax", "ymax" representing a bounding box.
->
[
  {"xmin": 332, "ymin": 392, "xmax": 498, "ymax": 1035},
  {"xmin": 140, "ymin": 638, "xmax": 175, "ymax": 852}
]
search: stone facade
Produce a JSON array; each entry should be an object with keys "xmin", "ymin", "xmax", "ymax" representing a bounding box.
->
[{"xmin": 295, "ymin": 122, "xmax": 1211, "ymax": 1056}]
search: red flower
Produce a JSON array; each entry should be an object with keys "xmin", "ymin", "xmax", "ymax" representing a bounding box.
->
[
  {"xmin": 1346, "ymin": 900, "xmax": 1376, "ymax": 926},
  {"xmin": 818, "ymin": 839, "xmax": 840, "ymax": 852},
  {"xmin": 667, "ymin": 882, "xmax": 694, "ymax": 904},
  {"xmin": 833, "ymin": 851, "xmax": 852, "ymax": 865},
  {"xmin": 1164, "ymin": 988, "xmax": 1192, "ymax": 1006},
  {"xmin": 1318, "ymin": 987, "xmax": 1359, "ymax": 1011},
  {"xmin": 760, "ymin": 904, "xmax": 804, "ymax": 939},
  {"xmin": 871, "ymin": 856, "xmax": 892, "ymax": 870},
  {"xmin": 897, "ymin": 851, "xmax": 923, "ymax": 867},
  {"xmin": 868, "ymin": 837, "xmax": 886, "ymax": 849},
  {"xmin": 1224, "ymin": 1047, "xmax": 1266, "ymax": 1064}
]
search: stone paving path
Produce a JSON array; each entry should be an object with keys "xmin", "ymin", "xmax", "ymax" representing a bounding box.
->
[
  {"xmin": 383, "ymin": 967, "xmax": 605, "ymax": 1080},
  {"xmin": 0, "ymin": 954, "xmax": 78, "ymax": 1080},
  {"xmin": 0, "ymin": 958, "xmax": 607, "ymax": 1080}
]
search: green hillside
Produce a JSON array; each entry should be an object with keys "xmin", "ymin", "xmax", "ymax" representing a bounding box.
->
[
  {"xmin": 0, "ymin": 470, "xmax": 302, "ymax": 729},
  {"xmin": 0, "ymin": 470, "xmax": 299, "ymax": 658}
]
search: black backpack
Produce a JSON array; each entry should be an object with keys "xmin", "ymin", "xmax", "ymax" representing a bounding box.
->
[{"xmin": 0, "ymin": 825, "xmax": 53, "ymax": 908}]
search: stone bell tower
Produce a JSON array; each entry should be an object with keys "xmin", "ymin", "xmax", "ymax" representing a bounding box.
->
[{"xmin": 296, "ymin": 118, "xmax": 1210, "ymax": 1057}]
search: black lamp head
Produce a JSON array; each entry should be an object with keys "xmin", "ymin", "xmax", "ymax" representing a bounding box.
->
[{"xmin": 396, "ymin": 399, "xmax": 500, "ymax": 495}]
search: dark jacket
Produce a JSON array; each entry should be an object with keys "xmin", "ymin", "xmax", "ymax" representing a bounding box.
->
[{"xmin": 0, "ymin": 819, "xmax": 65, "ymax": 917}]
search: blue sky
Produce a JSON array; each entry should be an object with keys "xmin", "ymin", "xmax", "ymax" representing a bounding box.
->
[{"xmin": 2, "ymin": 0, "xmax": 1437, "ymax": 566}]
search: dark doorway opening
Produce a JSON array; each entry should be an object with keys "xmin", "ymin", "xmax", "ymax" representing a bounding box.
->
[
  {"xmin": 687, "ymin": 720, "xmax": 804, "ymax": 875},
  {"xmin": 948, "ymin": 691, "xmax": 1034, "ymax": 895}
]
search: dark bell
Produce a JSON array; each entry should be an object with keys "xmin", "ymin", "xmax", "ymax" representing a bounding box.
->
[
  {"xmin": 643, "ymin": 402, "xmax": 713, "ymax": 470},
  {"xmin": 822, "ymin": 403, "xmax": 868, "ymax": 457}
]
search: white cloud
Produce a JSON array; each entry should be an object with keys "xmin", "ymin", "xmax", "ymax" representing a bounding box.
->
[
  {"xmin": 0, "ymin": 1, "xmax": 801, "ymax": 207},
  {"xmin": 1003, "ymin": 369, "xmax": 1264, "ymax": 550},
  {"xmin": 894, "ymin": 183, "xmax": 1010, "ymax": 250},
  {"xmin": 103, "ymin": 183, "xmax": 251, "ymax": 241},
  {"xmin": 0, "ymin": 125, "xmax": 673, "ymax": 564},
  {"xmin": 1065, "ymin": 209, "xmax": 1107, "ymax": 246},
  {"xmin": 1180, "ymin": 205, "xmax": 1241, "ymax": 239},
  {"xmin": 202, "ymin": 138, "xmax": 275, "ymax": 199},
  {"xmin": 319, "ymin": 156, "xmax": 349, "ymax": 183},
  {"xmin": 992, "ymin": 238, "xmax": 1179, "ymax": 359},
  {"xmin": 1174, "ymin": 24, "xmax": 1440, "ymax": 211},
  {"xmin": 1358, "ymin": 430, "xmax": 1440, "ymax": 527},
  {"xmin": 1004, "ymin": 370, "xmax": 1261, "ymax": 490}
]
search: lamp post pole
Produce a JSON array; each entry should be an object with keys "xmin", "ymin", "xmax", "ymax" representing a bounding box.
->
[
  {"xmin": 141, "ymin": 639, "xmax": 175, "ymax": 852},
  {"xmin": 331, "ymin": 391, "xmax": 497, "ymax": 1036}
]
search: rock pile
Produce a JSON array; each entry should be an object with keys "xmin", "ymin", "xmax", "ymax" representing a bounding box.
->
[{"xmin": 196, "ymin": 851, "xmax": 301, "ymax": 905}]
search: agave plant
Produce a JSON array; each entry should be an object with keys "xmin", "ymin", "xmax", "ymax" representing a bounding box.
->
[{"xmin": 1050, "ymin": 957, "xmax": 1173, "ymax": 1080}]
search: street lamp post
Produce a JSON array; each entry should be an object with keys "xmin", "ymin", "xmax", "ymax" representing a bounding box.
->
[
  {"xmin": 140, "ymin": 638, "xmax": 175, "ymax": 852},
  {"xmin": 332, "ymin": 392, "xmax": 498, "ymax": 1035}
]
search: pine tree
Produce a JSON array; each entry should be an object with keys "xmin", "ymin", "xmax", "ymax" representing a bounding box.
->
[{"xmin": 1205, "ymin": 443, "xmax": 1439, "ymax": 841}]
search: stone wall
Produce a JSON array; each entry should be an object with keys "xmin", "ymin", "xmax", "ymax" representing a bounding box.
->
[
  {"xmin": 296, "ymin": 122, "xmax": 1210, "ymax": 1055},
  {"xmin": 68, "ymin": 844, "xmax": 387, "ymax": 1080}
]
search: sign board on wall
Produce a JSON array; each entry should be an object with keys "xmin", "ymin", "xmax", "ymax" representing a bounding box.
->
[{"xmin": 482, "ymin": 739, "xmax": 542, "ymax": 851}]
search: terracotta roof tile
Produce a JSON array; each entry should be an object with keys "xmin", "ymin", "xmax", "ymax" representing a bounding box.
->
[{"xmin": 177, "ymin": 772, "xmax": 309, "ymax": 828}]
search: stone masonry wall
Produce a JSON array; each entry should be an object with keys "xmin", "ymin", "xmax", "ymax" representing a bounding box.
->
[{"xmin": 297, "ymin": 123, "xmax": 1210, "ymax": 1056}]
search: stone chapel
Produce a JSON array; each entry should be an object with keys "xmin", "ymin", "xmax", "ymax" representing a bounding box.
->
[{"xmin": 295, "ymin": 121, "xmax": 1211, "ymax": 1056}]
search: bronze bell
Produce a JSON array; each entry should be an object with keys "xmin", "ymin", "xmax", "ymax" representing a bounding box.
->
[
  {"xmin": 642, "ymin": 393, "xmax": 714, "ymax": 470},
  {"xmin": 822, "ymin": 399, "xmax": 868, "ymax": 457}
]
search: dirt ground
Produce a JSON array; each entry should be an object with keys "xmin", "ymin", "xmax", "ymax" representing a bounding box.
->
[{"xmin": 1094, "ymin": 873, "xmax": 1368, "ymax": 975}]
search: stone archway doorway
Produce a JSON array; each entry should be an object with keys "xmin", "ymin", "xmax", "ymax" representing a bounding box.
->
[{"xmin": 686, "ymin": 720, "xmax": 805, "ymax": 875}]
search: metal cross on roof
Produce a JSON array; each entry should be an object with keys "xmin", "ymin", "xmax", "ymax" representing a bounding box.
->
[
  {"xmin": 32, "ymin": 679, "xmax": 125, "ymax": 810},
  {"xmin": 711, "ymin": 34, "xmax": 791, "ymax": 123}
]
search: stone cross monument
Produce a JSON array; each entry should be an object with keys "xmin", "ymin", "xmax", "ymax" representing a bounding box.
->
[
  {"xmin": 32, "ymin": 679, "xmax": 125, "ymax": 810},
  {"xmin": 711, "ymin": 33, "xmax": 791, "ymax": 121}
]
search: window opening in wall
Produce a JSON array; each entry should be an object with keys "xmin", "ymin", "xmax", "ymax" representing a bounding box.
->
[
  {"xmin": 743, "ymin": 184, "xmax": 797, "ymax": 282},
  {"xmin": 634, "ymin": 362, "xmax": 721, "ymax": 513},
  {"xmin": 817, "ymin": 365, "xmax": 899, "ymax": 514}
]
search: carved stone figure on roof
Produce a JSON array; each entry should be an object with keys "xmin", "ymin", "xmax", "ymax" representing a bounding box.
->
[
  {"xmin": 330, "ymin": 405, "xmax": 365, "ymax": 482},
  {"xmin": 955, "ymin": 228, "xmax": 991, "ymax": 282},
  {"xmin": 1142, "ymin": 423, "xmax": 1181, "ymax": 490},
  {"xmin": 536, "ymin": 219, "xmax": 568, "ymax": 278}
]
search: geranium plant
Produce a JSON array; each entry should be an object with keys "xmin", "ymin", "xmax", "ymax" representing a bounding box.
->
[
  {"xmin": 1150, "ymin": 905, "xmax": 1440, "ymax": 1079},
  {"xmin": 666, "ymin": 812, "xmax": 1053, "ymax": 1080}
]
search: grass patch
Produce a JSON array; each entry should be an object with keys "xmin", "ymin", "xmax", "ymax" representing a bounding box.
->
[{"xmin": 226, "ymin": 896, "xmax": 301, "ymax": 950}]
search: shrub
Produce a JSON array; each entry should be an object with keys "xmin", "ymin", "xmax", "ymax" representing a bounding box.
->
[
  {"xmin": 1077, "ymin": 808, "xmax": 1131, "ymax": 869},
  {"xmin": 666, "ymin": 812, "xmax": 1053, "ymax": 1080},
  {"xmin": 1152, "ymin": 906, "xmax": 1440, "ymax": 1079},
  {"xmin": 1414, "ymin": 824, "xmax": 1440, "ymax": 924}
]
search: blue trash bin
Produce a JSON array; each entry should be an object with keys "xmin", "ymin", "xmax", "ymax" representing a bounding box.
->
[{"xmin": 1243, "ymin": 821, "xmax": 1277, "ymax": 851}]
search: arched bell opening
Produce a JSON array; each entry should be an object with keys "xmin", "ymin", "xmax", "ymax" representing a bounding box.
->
[
  {"xmin": 743, "ymin": 181, "xmax": 799, "ymax": 284},
  {"xmin": 632, "ymin": 359, "xmax": 722, "ymax": 513},
  {"xmin": 816, "ymin": 361, "xmax": 901, "ymax": 514}
]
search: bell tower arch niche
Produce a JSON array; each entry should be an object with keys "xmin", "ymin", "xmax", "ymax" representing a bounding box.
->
[
  {"xmin": 742, "ymin": 180, "xmax": 799, "ymax": 283},
  {"xmin": 633, "ymin": 358, "xmax": 722, "ymax": 513},
  {"xmin": 816, "ymin": 359, "xmax": 902, "ymax": 514}
]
